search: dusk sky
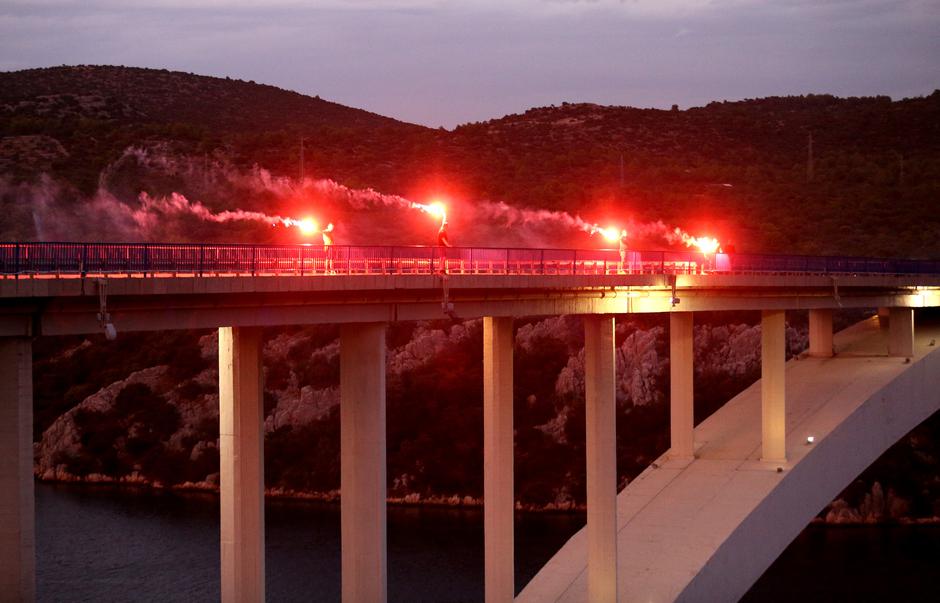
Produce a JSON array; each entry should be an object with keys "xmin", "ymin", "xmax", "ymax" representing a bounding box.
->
[{"xmin": 2, "ymin": 0, "xmax": 938, "ymax": 128}]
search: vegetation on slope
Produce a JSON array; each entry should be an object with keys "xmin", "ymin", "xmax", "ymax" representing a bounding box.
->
[
  {"xmin": 5, "ymin": 66, "xmax": 940, "ymax": 518},
  {"xmin": 2, "ymin": 66, "xmax": 939, "ymax": 256}
]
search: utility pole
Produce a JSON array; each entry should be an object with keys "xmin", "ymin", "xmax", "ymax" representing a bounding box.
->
[{"xmin": 806, "ymin": 132, "xmax": 814, "ymax": 183}]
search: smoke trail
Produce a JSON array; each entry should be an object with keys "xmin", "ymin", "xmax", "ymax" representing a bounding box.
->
[
  {"xmin": 134, "ymin": 192, "xmax": 307, "ymax": 229},
  {"xmin": 307, "ymin": 179, "xmax": 413, "ymax": 211},
  {"xmin": 9, "ymin": 145, "xmax": 720, "ymax": 248},
  {"xmin": 103, "ymin": 146, "xmax": 716, "ymax": 247},
  {"xmin": 297, "ymin": 179, "xmax": 717, "ymax": 249}
]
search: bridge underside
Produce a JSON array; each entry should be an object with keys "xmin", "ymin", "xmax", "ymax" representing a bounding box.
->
[{"xmin": 518, "ymin": 316, "xmax": 940, "ymax": 603}]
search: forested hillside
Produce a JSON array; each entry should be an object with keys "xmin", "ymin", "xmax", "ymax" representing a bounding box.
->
[
  {"xmin": 2, "ymin": 66, "xmax": 939, "ymax": 255},
  {"xmin": 3, "ymin": 66, "xmax": 940, "ymax": 520}
]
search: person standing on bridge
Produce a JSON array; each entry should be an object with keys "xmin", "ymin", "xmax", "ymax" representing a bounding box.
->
[
  {"xmin": 437, "ymin": 219, "xmax": 451, "ymax": 274},
  {"xmin": 618, "ymin": 229, "xmax": 629, "ymax": 274},
  {"xmin": 322, "ymin": 223, "xmax": 335, "ymax": 274}
]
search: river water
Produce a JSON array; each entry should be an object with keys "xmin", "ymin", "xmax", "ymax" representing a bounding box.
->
[{"xmin": 36, "ymin": 483, "xmax": 940, "ymax": 602}]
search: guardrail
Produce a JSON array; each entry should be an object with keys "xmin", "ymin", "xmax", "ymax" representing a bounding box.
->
[{"xmin": 0, "ymin": 242, "xmax": 938, "ymax": 277}]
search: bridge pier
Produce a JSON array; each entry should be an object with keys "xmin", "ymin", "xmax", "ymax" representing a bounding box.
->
[
  {"xmin": 218, "ymin": 326, "xmax": 266, "ymax": 603},
  {"xmin": 808, "ymin": 309, "xmax": 833, "ymax": 358},
  {"xmin": 483, "ymin": 316, "xmax": 514, "ymax": 603},
  {"xmin": 761, "ymin": 310, "xmax": 787, "ymax": 463},
  {"xmin": 584, "ymin": 315, "xmax": 618, "ymax": 603},
  {"xmin": 888, "ymin": 308, "xmax": 914, "ymax": 358},
  {"xmin": 341, "ymin": 323, "xmax": 388, "ymax": 603},
  {"xmin": 0, "ymin": 338, "xmax": 35, "ymax": 603},
  {"xmin": 669, "ymin": 312, "xmax": 695, "ymax": 460}
]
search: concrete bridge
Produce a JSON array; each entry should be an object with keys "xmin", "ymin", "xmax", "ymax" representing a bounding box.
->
[{"xmin": 1, "ymin": 242, "xmax": 939, "ymax": 602}]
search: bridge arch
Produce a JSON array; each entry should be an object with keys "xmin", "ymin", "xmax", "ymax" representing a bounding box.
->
[{"xmin": 518, "ymin": 316, "xmax": 940, "ymax": 603}]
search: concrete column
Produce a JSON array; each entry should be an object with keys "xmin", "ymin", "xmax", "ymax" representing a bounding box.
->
[
  {"xmin": 808, "ymin": 309, "xmax": 834, "ymax": 358},
  {"xmin": 888, "ymin": 308, "xmax": 914, "ymax": 358},
  {"xmin": 584, "ymin": 315, "xmax": 618, "ymax": 603},
  {"xmin": 483, "ymin": 316, "xmax": 514, "ymax": 603},
  {"xmin": 219, "ymin": 326, "xmax": 265, "ymax": 603},
  {"xmin": 761, "ymin": 311, "xmax": 787, "ymax": 463},
  {"xmin": 341, "ymin": 323, "xmax": 387, "ymax": 603},
  {"xmin": 878, "ymin": 307, "xmax": 890, "ymax": 329},
  {"xmin": 669, "ymin": 312, "xmax": 695, "ymax": 460},
  {"xmin": 0, "ymin": 338, "xmax": 35, "ymax": 603}
]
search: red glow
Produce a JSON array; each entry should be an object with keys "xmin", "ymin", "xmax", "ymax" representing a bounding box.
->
[
  {"xmin": 298, "ymin": 217, "xmax": 318, "ymax": 236},
  {"xmin": 692, "ymin": 236, "xmax": 720, "ymax": 254},
  {"xmin": 590, "ymin": 224, "xmax": 621, "ymax": 243},
  {"xmin": 599, "ymin": 226, "xmax": 619, "ymax": 243},
  {"xmin": 412, "ymin": 199, "xmax": 448, "ymax": 222}
]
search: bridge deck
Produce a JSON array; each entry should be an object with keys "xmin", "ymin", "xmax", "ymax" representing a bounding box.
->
[
  {"xmin": 518, "ymin": 316, "xmax": 940, "ymax": 603},
  {"xmin": 0, "ymin": 243, "xmax": 938, "ymax": 336}
]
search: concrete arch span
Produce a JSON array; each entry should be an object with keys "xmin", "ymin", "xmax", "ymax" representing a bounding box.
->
[{"xmin": 518, "ymin": 316, "xmax": 940, "ymax": 603}]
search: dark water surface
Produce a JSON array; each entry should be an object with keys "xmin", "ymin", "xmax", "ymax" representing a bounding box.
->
[
  {"xmin": 36, "ymin": 483, "xmax": 581, "ymax": 602},
  {"xmin": 37, "ymin": 483, "xmax": 940, "ymax": 602}
]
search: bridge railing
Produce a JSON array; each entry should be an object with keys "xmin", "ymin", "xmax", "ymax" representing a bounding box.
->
[{"xmin": 1, "ymin": 242, "xmax": 938, "ymax": 277}]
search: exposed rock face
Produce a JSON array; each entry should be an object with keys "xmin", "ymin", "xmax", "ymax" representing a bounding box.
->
[
  {"xmin": 33, "ymin": 315, "xmax": 824, "ymax": 511},
  {"xmin": 36, "ymin": 365, "xmax": 170, "ymax": 480}
]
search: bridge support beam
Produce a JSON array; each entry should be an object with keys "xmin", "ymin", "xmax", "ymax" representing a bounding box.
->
[
  {"xmin": 483, "ymin": 316, "xmax": 514, "ymax": 603},
  {"xmin": 888, "ymin": 308, "xmax": 914, "ymax": 358},
  {"xmin": 341, "ymin": 322, "xmax": 388, "ymax": 603},
  {"xmin": 0, "ymin": 338, "xmax": 35, "ymax": 603},
  {"xmin": 584, "ymin": 315, "xmax": 618, "ymax": 603},
  {"xmin": 761, "ymin": 311, "xmax": 787, "ymax": 463},
  {"xmin": 218, "ymin": 326, "xmax": 265, "ymax": 603},
  {"xmin": 670, "ymin": 312, "xmax": 695, "ymax": 460},
  {"xmin": 808, "ymin": 309, "xmax": 833, "ymax": 358}
]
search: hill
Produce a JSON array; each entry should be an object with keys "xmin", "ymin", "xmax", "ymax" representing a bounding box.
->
[
  {"xmin": 0, "ymin": 65, "xmax": 431, "ymax": 193},
  {"xmin": 2, "ymin": 66, "xmax": 939, "ymax": 257},
  {"xmin": 4, "ymin": 66, "xmax": 940, "ymax": 519}
]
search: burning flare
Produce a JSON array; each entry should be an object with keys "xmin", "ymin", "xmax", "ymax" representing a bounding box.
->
[
  {"xmin": 291, "ymin": 217, "xmax": 318, "ymax": 236},
  {"xmin": 412, "ymin": 200, "xmax": 447, "ymax": 222},
  {"xmin": 674, "ymin": 228, "xmax": 720, "ymax": 254},
  {"xmin": 590, "ymin": 225, "xmax": 621, "ymax": 243}
]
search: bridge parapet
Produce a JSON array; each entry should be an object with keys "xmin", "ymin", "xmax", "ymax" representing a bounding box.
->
[{"xmin": 3, "ymin": 242, "xmax": 939, "ymax": 279}]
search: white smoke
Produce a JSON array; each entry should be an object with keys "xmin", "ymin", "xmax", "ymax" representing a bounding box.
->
[{"xmin": 5, "ymin": 145, "xmax": 720, "ymax": 249}]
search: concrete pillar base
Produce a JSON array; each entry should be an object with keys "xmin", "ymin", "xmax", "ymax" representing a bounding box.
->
[
  {"xmin": 808, "ymin": 309, "xmax": 833, "ymax": 358},
  {"xmin": 670, "ymin": 312, "xmax": 694, "ymax": 460},
  {"xmin": 341, "ymin": 323, "xmax": 388, "ymax": 603},
  {"xmin": 761, "ymin": 311, "xmax": 787, "ymax": 463},
  {"xmin": 219, "ymin": 326, "xmax": 265, "ymax": 603},
  {"xmin": 878, "ymin": 307, "xmax": 890, "ymax": 329},
  {"xmin": 584, "ymin": 315, "xmax": 618, "ymax": 603},
  {"xmin": 888, "ymin": 308, "xmax": 914, "ymax": 357},
  {"xmin": 483, "ymin": 317, "xmax": 514, "ymax": 603},
  {"xmin": 0, "ymin": 338, "xmax": 35, "ymax": 603}
]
